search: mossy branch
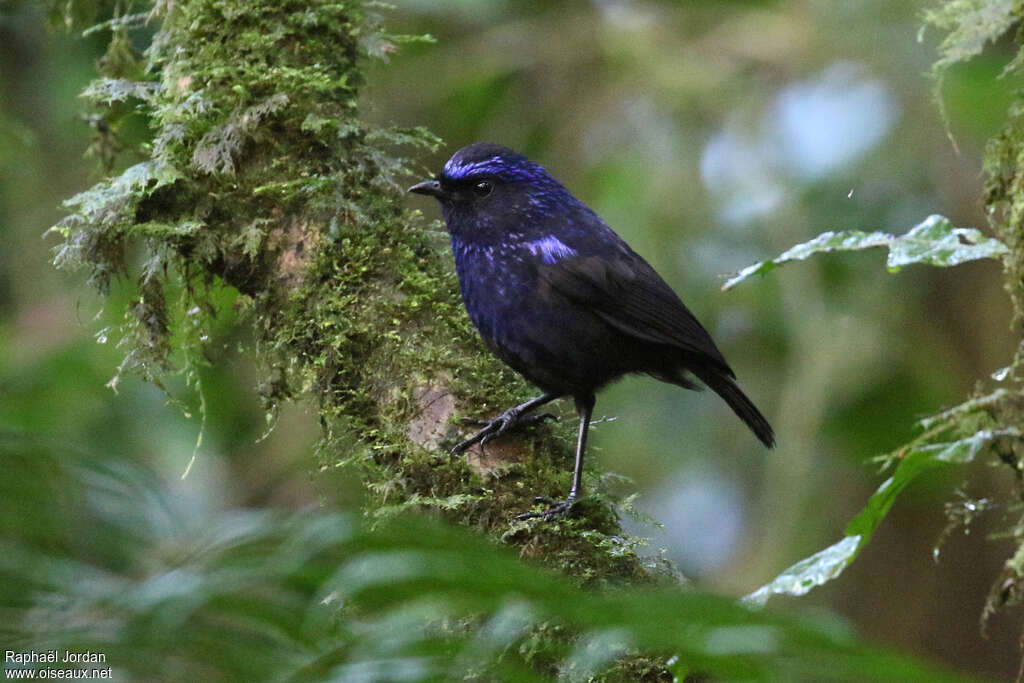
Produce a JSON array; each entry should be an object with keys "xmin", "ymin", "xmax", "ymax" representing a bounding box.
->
[{"xmin": 51, "ymin": 0, "xmax": 667, "ymax": 597}]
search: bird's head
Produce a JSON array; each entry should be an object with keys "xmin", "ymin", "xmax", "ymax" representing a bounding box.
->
[{"xmin": 409, "ymin": 143, "xmax": 571, "ymax": 239}]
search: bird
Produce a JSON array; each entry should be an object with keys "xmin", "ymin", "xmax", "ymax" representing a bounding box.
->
[{"xmin": 409, "ymin": 142, "xmax": 774, "ymax": 519}]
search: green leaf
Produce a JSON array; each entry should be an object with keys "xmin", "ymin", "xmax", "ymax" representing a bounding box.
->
[
  {"xmin": 746, "ymin": 428, "xmax": 1020, "ymax": 607},
  {"xmin": 887, "ymin": 215, "xmax": 1009, "ymax": 269},
  {"xmin": 722, "ymin": 215, "xmax": 1008, "ymax": 290}
]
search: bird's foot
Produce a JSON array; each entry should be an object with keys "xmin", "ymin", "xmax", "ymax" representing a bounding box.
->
[
  {"xmin": 450, "ymin": 410, "xmax": 558, "ymax": 454},
  {"xmin": 515, "ymin": 495, "xmax": 577, "ymax": 520}
]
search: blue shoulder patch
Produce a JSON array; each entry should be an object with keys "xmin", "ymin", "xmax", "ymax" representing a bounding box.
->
[{"xmin": 524, "ymin": 235, "xmax": 577, "ymax": 264}]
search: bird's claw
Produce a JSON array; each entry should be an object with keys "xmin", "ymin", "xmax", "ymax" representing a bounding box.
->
[
  {"xmin": 515, "ymin": 496, "xmax": 577, "ymax": 520},
  {"xmin": 450, "ymin": 410, "xmax": 558, "ymax": 454},
  {"xmin": 459, "ymin": 411, "xmax": 557, "ymax": 428},
  {"xmin": 519, "ymin": 412, "xmax": 558, "ymax": 427}
]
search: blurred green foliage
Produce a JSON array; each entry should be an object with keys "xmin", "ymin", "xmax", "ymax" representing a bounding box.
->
[{"xmin": 0, "ymin": 432, "xmax": 972, "ymax": 681}]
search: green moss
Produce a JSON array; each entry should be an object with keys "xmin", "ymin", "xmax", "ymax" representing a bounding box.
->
[
  {"xmin": 986, "ymin": 109, "xmax": 1024, "ymax": 330},
  {"xmin": 925, "ymin": 0, "xmax": 1024, "ymax": 639}
]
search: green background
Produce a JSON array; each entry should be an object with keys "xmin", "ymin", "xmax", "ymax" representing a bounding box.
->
[{"xmin": 1, "ymin": 1, "xmax": 1018, "ymax": 678}]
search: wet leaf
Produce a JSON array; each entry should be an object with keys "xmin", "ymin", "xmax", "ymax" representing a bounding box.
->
[
  {"xmin": 747, "ymin": 428, "xmax": 1020, "ymax": 606},
  {"xmin": 723, "ymin": 215, "xmax": 1007, "ymax": 290}
]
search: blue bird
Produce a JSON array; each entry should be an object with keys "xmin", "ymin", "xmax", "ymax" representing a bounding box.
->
[{"xmin": 410, "ymin": 143, "xmax": 774, "ymax": 518}]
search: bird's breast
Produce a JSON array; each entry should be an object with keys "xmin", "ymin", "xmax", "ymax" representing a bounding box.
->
[
  {"xmin": 449, "ymin": 236, "xmax": 629, "ymax": 395},
  {"xmin": 451, "ymin": 235, "xmax": 578, "ymax": 302},
  {"xmin": 451, "ymin": 240, "xmax": 534, "ymax": 336}
]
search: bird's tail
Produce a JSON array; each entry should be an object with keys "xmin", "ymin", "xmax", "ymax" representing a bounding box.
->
[{"xmin": 692, "ymin": 367, "xmax": 775, "ymax": 448}]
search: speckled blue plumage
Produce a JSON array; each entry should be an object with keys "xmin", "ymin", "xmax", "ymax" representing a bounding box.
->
[
  {"xmin": 442, "ymin": 147, "xmax": 631, "ymax": 395},
  {"xmin": 413, "ymin": 142, "xmax": 774, "ymax": 450}
]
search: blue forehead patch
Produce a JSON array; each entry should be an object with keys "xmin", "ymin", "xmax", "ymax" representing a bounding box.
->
[{"xmin": 442, "ymin": 154, "xmax": 536, "ymax": 182}]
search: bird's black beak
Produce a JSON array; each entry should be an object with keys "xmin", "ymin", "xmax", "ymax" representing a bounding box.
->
[{"xmin": 408, "ymin": 179, "xmax": 445, "ymax": 198}]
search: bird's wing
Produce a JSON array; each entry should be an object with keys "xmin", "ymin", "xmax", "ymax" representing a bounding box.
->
[{"xmin": 536, "ymin": 250, "xmax": 734, "ymax": 376}]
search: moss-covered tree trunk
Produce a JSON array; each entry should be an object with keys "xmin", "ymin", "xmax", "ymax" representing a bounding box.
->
[{"xmin": 54, "ymin": 0, "xmax": 665, "ymax": 588}]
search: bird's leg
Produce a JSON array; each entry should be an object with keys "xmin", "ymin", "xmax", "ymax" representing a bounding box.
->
[
  {"xmin": 517, "ymin": 393, "xmax": 595, "ymax": 520},
  {"xmin": 450, "ymin": 392, "xmax": 560, "ymax": 454}
]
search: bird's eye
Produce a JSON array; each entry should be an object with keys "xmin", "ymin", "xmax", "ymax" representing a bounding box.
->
[{"xmin": 472, "ymin": 180, "xmax": 494, "ymax": 197}]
